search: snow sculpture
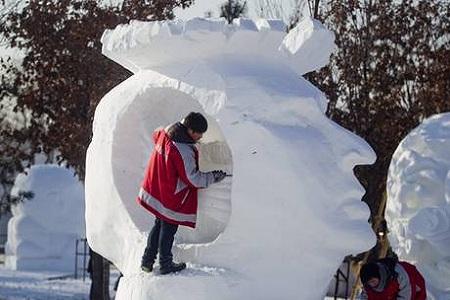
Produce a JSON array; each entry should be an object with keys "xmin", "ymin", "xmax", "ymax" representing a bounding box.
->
[
  {"xmin": 386, "ymin": 113, "xmax": 450, "ymax": 300},
  {"xmin": 86, "ymin": 17, "xmax": 376, "ymax": 299},
  {"xmin": 5, "ymin": 165, "xmax": 85, "ymax": 272}
]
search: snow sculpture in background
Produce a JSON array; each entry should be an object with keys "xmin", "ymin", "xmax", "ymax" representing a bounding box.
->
[
  {"xmin": 386, "ymin": 113, "xmax": 450, "ymax": 300},
  {"xmin": 5, "ymin": 165, "xmax": 85, "ymax": 272},
  {"xmin": 86, "ymin": 17, "xmax": 376, "ymax": 299}
]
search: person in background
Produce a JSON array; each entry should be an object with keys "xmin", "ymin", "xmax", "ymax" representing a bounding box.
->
[
  {"xmin": 137, "ymin": 112, "xmax": 227, "ymax": 275},
  {"xmin": 359, "ymin": 257, "xmax": 426, "ymax": 300}
]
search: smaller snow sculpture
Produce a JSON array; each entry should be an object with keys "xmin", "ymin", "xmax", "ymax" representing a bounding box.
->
[
  {"xmin": 386, "ymin": 113, "xmax": 450, "ymax": 300},
  {"xmin": 5, "ymin": 165, "xmax": 85, "ymax": 272}
]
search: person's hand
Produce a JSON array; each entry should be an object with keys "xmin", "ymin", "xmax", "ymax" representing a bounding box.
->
[{"xmin": 212, "ymin": 170, "xmax": 227, "ymax": 183}]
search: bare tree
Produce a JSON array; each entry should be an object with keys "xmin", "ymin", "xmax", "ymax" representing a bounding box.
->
[
  {"xmin": 220, "ymin": 0, "xmax": 247, "ymax": 24},
  {"xmin": 306, "ymin": 0, "xmax": 450, "ymax": 260},
  {"xmin": 254, "ymin": 0, "xmax": 326, "ymax": 31},
  {"xmin": 254, "ymin": 0, "xmax": 287, "ymax": 19},
  {"xmin": 0, "ymin": 0, "xmax": 194, "ymax": 298}
]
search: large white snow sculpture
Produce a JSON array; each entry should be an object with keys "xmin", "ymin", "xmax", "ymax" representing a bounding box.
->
[
  {"xmin": 5, "ymin": 165, "xmax": 85, "ymax": 272},
  {"xmin": 85, "ymin": 17, "xmax": 376, "ymax": 299},
  {"xmin": 386, "ymin": 113, "xmax": 450, "ymax": 300}
]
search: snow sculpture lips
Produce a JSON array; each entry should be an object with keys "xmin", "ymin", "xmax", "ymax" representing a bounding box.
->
[{"xmin": 86, "ymin": 17, "xmax": 376, "ymax": 300}]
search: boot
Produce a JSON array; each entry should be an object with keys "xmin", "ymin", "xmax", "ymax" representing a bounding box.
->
[
  {"xmin": 141, "ymin": 261, "xmax": 154, "ymax": 273},
  {"xmin": 159, "ymin": 261, "xmax": 186, "ymax": 275}
]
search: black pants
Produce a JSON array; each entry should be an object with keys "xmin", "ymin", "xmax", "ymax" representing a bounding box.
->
[{"xmin": 141, "ymin": 218, "xmax": 178, "ymax": 267}]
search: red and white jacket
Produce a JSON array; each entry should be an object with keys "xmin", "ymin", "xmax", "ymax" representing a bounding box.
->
[
  {"xmin": 361, "ymin": 261, "xmax": 426, "ymax": 300},
  {"xmin": 137, "ymin": 123, "xmax": 215, "ymax": 228}
]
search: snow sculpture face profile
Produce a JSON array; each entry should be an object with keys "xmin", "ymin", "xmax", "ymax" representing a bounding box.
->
[
  {"xmin": 386, "ymin": 113, "xmax": 450, "ymax": 300},
  {"xmin": 85, "ymin": 18, "xmax": 376, "ymax": 299}
]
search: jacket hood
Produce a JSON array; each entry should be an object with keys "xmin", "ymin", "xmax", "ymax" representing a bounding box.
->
[{"xmin": 166, "ymin": 122, "xmax": 195, "ymax": 144}]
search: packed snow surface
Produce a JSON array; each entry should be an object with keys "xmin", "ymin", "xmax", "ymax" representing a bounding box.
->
[
  {"xmin": 0, "ymin": 266, "xmax": 122, "ymax": 300},
  {"xmin": 0, "ymin": 267, "xmax": 90, "ymax": 300},
  {"xmin": 5, "ymin": 165, "xmax": 85, "ymax": 272},
  {"xmin": 86, "ymin": 17, "xmax": 376, "ymax": 299},
  {"xmin": 0, "ymin": 265, "xmax": 340, "ymax": 300},
  {"xmin": 386, "ymin": 113, "xmax": 450, "ymax": 300}
]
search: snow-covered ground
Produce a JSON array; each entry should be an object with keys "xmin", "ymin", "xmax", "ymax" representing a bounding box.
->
[
  {"xmin": 0, "ymin": 265, "xmax": 341, "ymax": 299},
  {"xmin": 0, "ymin": 265, "xmax": 121, "ymax": 300},
  {"xmin": 0, "ymin": 266, "xmax": 91, "ymax": 300}
]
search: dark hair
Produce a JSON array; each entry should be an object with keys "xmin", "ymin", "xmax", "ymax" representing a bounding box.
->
[
  {"xmin": 182, "ymin": 112, "xmax": 208, "ymax": 133},
  {"xmin": 360, "ymin": 262, "xmax": 380, "ymax": 285}
]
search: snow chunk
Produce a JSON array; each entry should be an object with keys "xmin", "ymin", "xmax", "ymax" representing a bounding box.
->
[
  {"xmin": 101, "ymin": 17, "xmax": 335, "ymax": 76},
  {"xmin": 280, "ymin": 17, "xmax": 336, "ymax": 75}
]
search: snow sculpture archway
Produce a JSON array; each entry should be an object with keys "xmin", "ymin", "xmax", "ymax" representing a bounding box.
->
[
  {"xmin": 85, "ymin": 17, "xmax": 376, "ymax": 299},
  {"xmin": 386, "ymin": 113, "xmax": 450, "ymax": 300},
  {"xmin": 112, "ymin": 86, "xmax": 232, "ymax": 244}
]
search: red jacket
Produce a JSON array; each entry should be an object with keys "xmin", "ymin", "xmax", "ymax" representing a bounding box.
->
[
  {"xmin": 363, "ymin": 261, "xmax": 426, "ymax": 300},
  {"xmin": 365, "ymin": 279, "xmax": 400, "ymax": 300},
  {"xmin": 137, "ymin": 123, "xmax": 215, "ymax": 228}
]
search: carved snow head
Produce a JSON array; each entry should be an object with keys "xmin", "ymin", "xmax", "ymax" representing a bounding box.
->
[
  {"xmin": 86, "ymin": 17, "xmax": 376, "ymax": 299},
  {"xmin": 386, "ymin": 113, "xmax": 450, "ymax": 299}
]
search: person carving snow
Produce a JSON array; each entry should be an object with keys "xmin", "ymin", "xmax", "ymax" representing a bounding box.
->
[
  {"xmin": 137, "ymin": 112, "xmax": 227, "ymax": 275},
  {"xmin": 359, "ymin": 257, "xmax": 427, "ymax": 300}
]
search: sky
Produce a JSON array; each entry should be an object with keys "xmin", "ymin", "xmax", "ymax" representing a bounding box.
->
[
  {"xmin": 0, "ymin": 0, "xmax": 299, "ymax": 24},
  {"xmin": 174, "ymin": 0, "xmax": 298, "ymax": 22}
]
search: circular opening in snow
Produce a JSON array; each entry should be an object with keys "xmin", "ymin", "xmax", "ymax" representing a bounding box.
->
[{"xmin": 112, "ymin": 87, "xmax": 233, "ymax": 244}]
